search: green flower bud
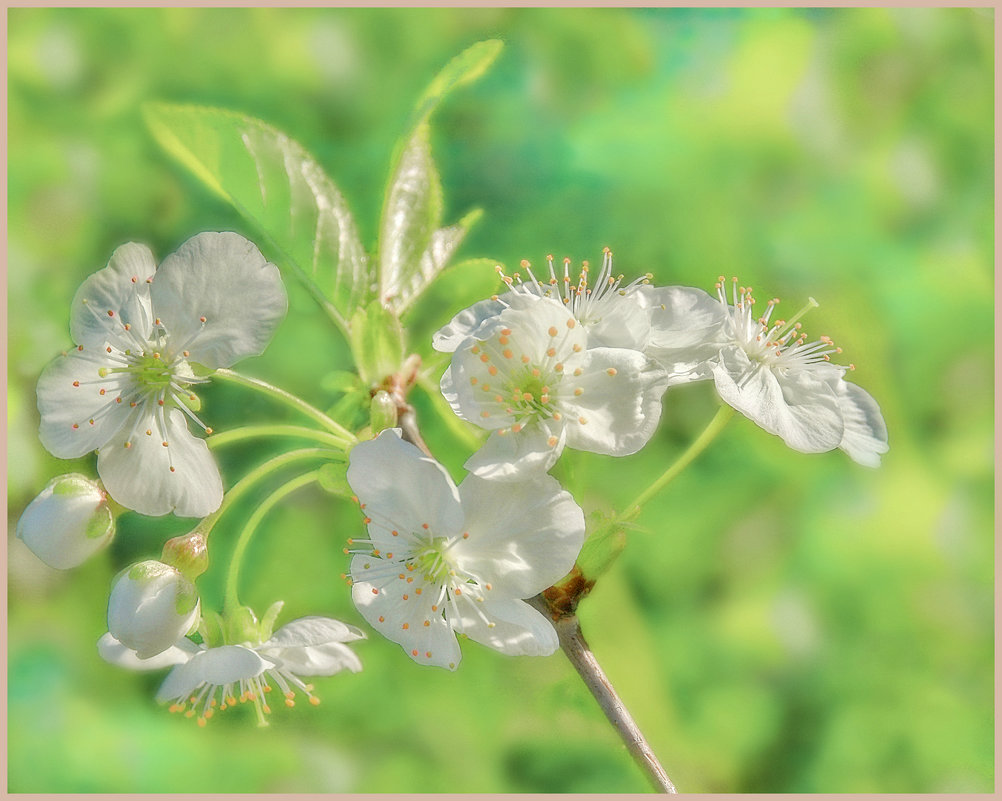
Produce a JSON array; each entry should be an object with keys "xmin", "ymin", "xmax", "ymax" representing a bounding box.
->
[
  {"xmin": 161, "ymin": 530, "xmax": 209, "ymax": 581},
  {"xmin": 107, "ymin": 560, "xmax": 200, "ymax": 659},
  {"xmin": 369, "ymin": 389, "xmax": 398, "ymax": 434}
]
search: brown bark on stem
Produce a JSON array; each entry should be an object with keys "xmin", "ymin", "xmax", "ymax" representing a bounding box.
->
[{"xmin": 530, "ymin": 596, "xmax": 678, "ymax": 794}]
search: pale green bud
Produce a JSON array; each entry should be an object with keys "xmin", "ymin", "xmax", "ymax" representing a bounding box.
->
[
  {"xmin": 107, "ymin": 560, "xmax": 200, "ymax": 659},
  {"xmin": 16, "ymin": 473, "xmax": 114, "ymax": 569},
  {"xmin": 369, "ymin": 389, "xmax": 398, "ymax": 434}
]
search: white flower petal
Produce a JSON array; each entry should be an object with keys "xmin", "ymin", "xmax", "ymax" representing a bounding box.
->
[
  {"xmin": 433, "ymin": 297, "xmax": 506, "ymax": 352},
  {"xmin": 834, "ymin": 380, "xmax": 889, "ymax": 467},
  {"xmin": 261, "ymin": 642, "xmax": 363, "ymax": 677},
  {"xmin": 454, "ymin": 472, "xmax": 584, "ymax": 599},
  {"xmin": 712, "ymin": 348, "xmax": 843, "ymax": 453},
  {"xmin": 561, "ymin": 347, "xmax": 668, "ymax": 456},
  {"xmin": 451, "ymin": 598, "xmax": 558, "ymax": 657},
  {"xmin": 151, "ymin": 232, "xmax": 288, "ymax": 369},
  {"xmin": 69, "ymin": 242, "xmax": 157, "ymax": 347},
  {"xmin": 580, "ymin": 289, "xmax": 651, "ymax": 351},
  {"xmin": 155, "ymin": 645, "xmax": 272, "ymax": 704},
  {"xmin": 97, "ymin": 632, "xmax": 198, "ymax": 672},
  {"xmin": 96, "ymin": 408, "xmax": 223, "ymax": 517},
  {"xmin": 346, "ymin": 429, "xmax": 463, "ymax": 544},
  {"xmin": 463, "ymin": 424, "xmax": 564, "ymax": 481},
  {"xmin": 36, "ymin": 349, "xmax": 135, "ymax": 458},
  {"xmin": 350, "ymin": 559, "xmax": 462, "ymax": 670},
  {"xmin": 641, "ymin": 284, "xmax": 730, "ymax": 357},
  {"xmin": 263, "ymin": 616, "xmax": 366, "ymax": 649}
]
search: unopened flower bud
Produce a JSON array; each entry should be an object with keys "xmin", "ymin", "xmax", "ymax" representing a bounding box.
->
[
  {"xmin": 369, "ymin": 389, "xmax": 398, "ymax": 434},
  {"xmin": 107, "ymin": 560, "xmax": 200, "ymax": 659},
  {"xmin": 161, "ymin": 530, "xmax": 209, "ymax": 581},
  {"xmin": 16, "ymin": 473, "xmax": 115, "ymax": 569}
]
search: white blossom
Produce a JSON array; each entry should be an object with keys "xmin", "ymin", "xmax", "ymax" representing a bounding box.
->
[
  {"xmin": 100, "ymin": 613, "xmax": 364, "ymax": 726},
  {"xmin": 650, "ymin": 276, "xmax": 889, "ymax": 466},
  {"xmin": 439, "ymin": 294, "xmax": 667, "ymax": 480},
  {"xmin": 345, "ymin": 428, "xmax": 585, "ymax": 670},
  {"xmin": 36, "ymin": 232, "xmax": 288, "ymax": 517}
]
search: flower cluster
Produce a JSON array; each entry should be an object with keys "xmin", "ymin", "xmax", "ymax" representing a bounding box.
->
[
  {"xmin": 436, "ymin": 250, "xmax": 888, "ymax": 468},
  {"xmin": 20, "ymin": 230, "xmax": 889, "ymax": 720},
  {"xmin": 337, "ymin": 249, "xmax": 888, "ymax": 670}
]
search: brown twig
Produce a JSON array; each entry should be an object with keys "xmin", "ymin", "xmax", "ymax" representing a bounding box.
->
[{"xmin": 530, "ymin": 595, "xmax": 678, "ymax": 794}]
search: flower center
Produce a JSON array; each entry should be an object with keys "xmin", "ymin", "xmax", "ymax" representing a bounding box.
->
[
  {"xmin": 412, "ymin": 537, "xmax": 457, "ymax": 585},
  {"xmin": 131, "ymin": 352, "xmax": 174, "ymax": 391},
  {"xmin": 716, "ymin": 276, "xmax": 852, "ymax": 374},
  {"xmin": 507, "ymin": 368, "xmax": 556, "ymax": 419}
]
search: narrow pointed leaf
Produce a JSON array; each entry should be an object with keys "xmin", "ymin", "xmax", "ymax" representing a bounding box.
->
[
  {"xmin": 379, "ymin": 123, "xmax": 443, "ymax": 308},
  {"xmin": 412, "ymin": 39, "xmax": 504, "ymax": 126},
  {"xmin": 378, "ymin": 39, "xmax": 503, "ymax": 314}
]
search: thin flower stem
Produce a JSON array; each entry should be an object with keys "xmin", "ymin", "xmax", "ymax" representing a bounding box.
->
[
  {"xmin": 212, "ymin": 368, "xmax": 356, "ymax": 444},
  {"xmin": 224, "ymin": 469, "xmax": 322, "ymax": 613},
  {"xmin": 206, "ymin": 423, "xmax": 349, "ymax": 451},
  {"xmin": 196, "ymin": 447, "xmax": 340, "ymax": 540},
  {"xmin": 621, "ymin": 404, "xmax": 735, "ymax": 519},
  {"xmin": 529, "ymin": 598, "xmax": 678, "ymax": 793}
]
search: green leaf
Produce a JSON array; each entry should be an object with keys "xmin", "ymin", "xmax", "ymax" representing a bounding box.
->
[
  {"xmin": 379, "ymin": 123, "xmax": 443, "ymax": 309},
  {"xmin": 412, "ymin": 39, "xmax": 504, "ymax": 127},
  {"xmin": 404, "ymin": 256, "xmax": 503, "ymax": 356},
  {"xmin": 317, "ymin": 461, "xmax": 353, "ymax": 499},
  {"xmin": 320, "ymin": 370, "xmax": 364, "ymax": 396},
  {"xmin": 325, "ymin": 389, "xmax": 368, "ymax": 431},
  {"xmin": 378, "ymin": 39, "xmax": 503, "ymax": 314},
  {"xmin": 142, "ymin": 103, "xmax": 373, "ymax": 333},
  {"xmin": 349, "ymin": 300, "xmax": 405, "ymax": 387}
]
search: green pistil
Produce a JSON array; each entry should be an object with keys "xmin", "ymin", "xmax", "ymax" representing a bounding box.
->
[
  {"xmin": 413, "ymin": 539, "xmax": 455, "ymax": 584},
  {"xmin": 508, "ymin": 368, "xmax": 557, "ymax": 417},
  {"xmin": 133, "ymin": 354, "xmax": 174, "ymax": 390},
  {"xmin": 99, "ymin": 354, "xmax": 175, "ymax": 390}
]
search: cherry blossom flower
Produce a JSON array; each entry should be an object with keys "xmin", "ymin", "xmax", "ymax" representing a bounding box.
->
[
  {"xmin": 15, "ymin": 473, "xmax": 114, "ymax": 569},
  {"xmin": 651, "ymin": 277, "xmax": 889, "ymax": 466},
  {"xmin": 439, "ymin": 294, "xmax": 667, "ymax": 480},
  {"xmin": 345, "ymin": 428, "xmax": 585, "ymax": 670},
  {"xmin": 99, "ymin": 613, "xmax": 364, "ymax": 726},
  {"xmin": 35, "ymin": 232, "xmax": 288, "ymax": 517}
]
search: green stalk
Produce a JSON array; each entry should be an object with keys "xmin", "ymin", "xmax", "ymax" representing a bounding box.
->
[
  {"xmin": 196, "ymin": 448, "xmax": 339, "ymax": 540},
  {"xmin": 223, "ymin": 470, "xmax": 321, "ymax": 613},
  {"xmin": 621, "ymin": 404, "xmax": 735, "ymax": 519},
  {"xmin": 206, "ymin": 424, "xmax": 348, "ymax": 451},
  {"xmin": 212, "ymin": 368, "xmax": 356, "ymax": 444}
]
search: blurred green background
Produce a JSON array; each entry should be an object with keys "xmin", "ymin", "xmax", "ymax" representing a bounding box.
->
[{"xmin": 7, "ymin": 7, "xmax": 993, "ymax": 793}]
